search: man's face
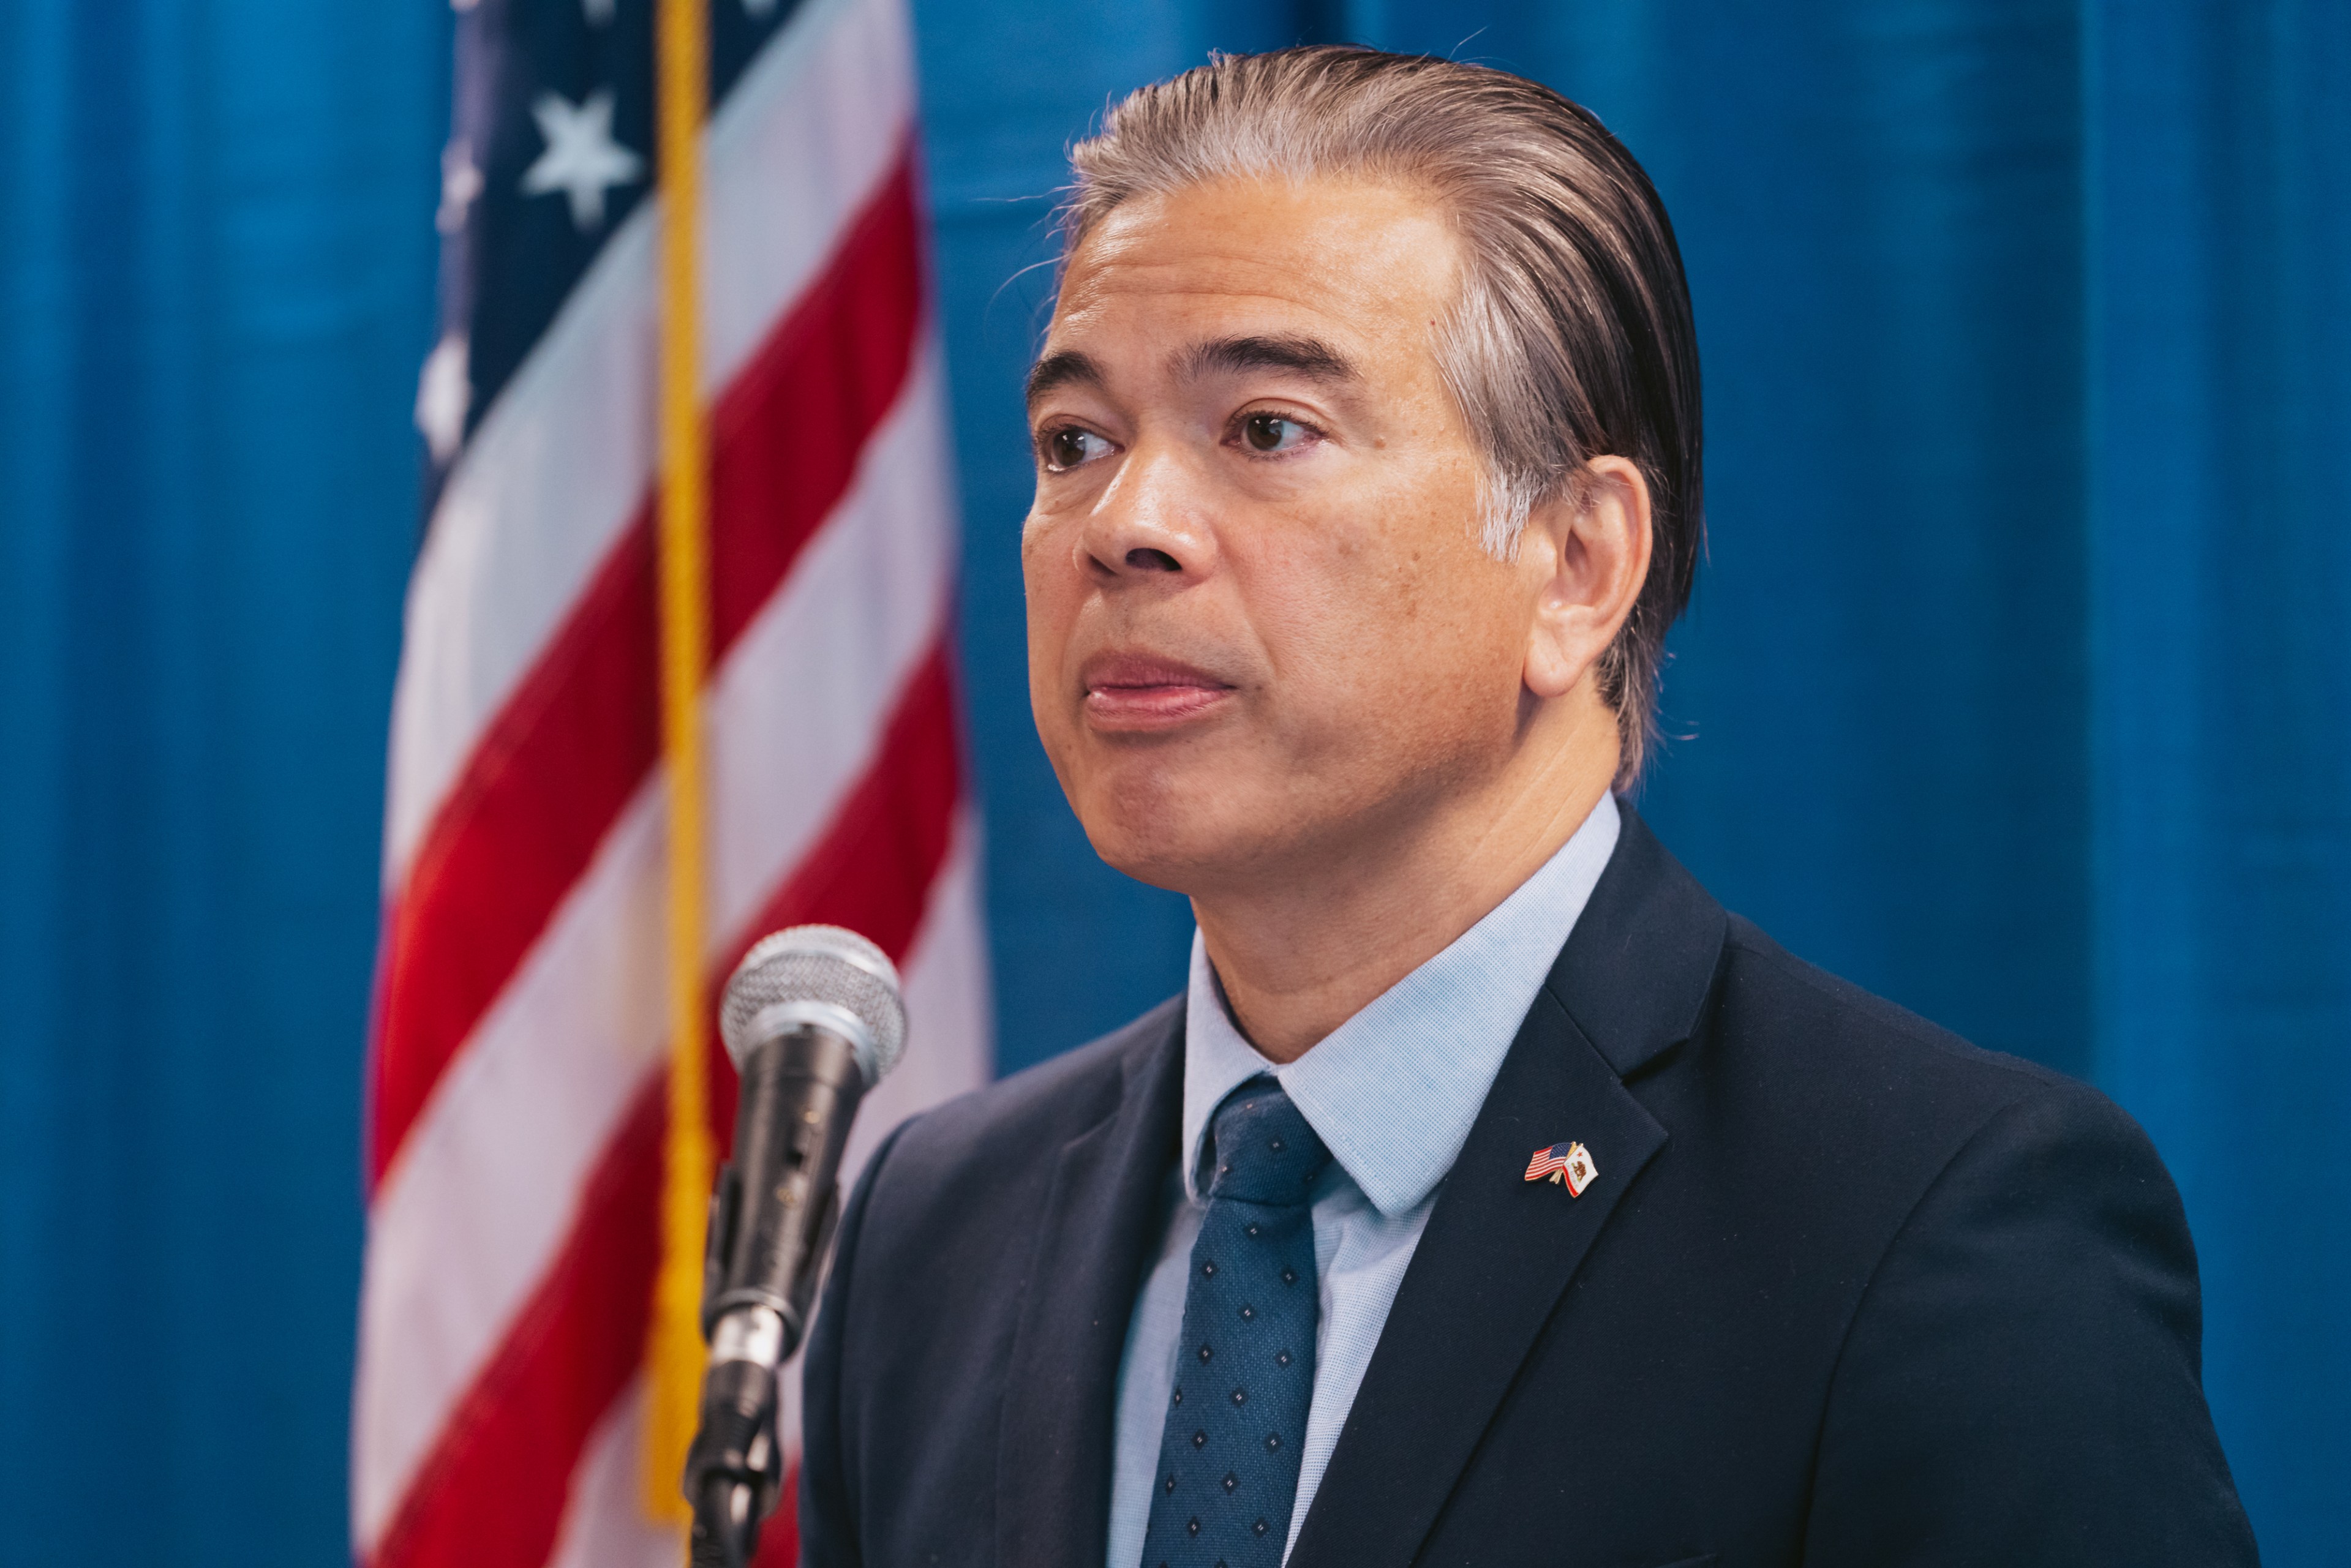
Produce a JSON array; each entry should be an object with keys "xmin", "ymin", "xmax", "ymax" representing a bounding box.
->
[{"xmin": 1021, "ymin": 175, "xmax": 1550, "ymax": 894}]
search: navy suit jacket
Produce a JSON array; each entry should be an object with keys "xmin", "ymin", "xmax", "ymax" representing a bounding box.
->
[{"xmin": 800, "ymin": 810, "xmax": 2258, "ymax": 1566}]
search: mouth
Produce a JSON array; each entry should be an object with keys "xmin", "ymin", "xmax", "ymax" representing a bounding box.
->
[{"xmin": 1079, "ymin": 652, "xmax": 1238, "ymax": 732}]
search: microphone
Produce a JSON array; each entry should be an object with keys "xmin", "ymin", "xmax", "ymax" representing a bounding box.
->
[{"xmin": 684, "ymin": 925, "xmax": 906, "ymax": 1568}]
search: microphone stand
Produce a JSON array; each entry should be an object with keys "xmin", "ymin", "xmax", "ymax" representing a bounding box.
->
[
  {"xmin": 689, "ymin": 1472, "xmax": 763, "ymax": 1568},
  {"xmin": 682, "ymin": 1159, "xmax": 841, "ymax": 1567},
  {"xmin": 683, "ymin": 1341, "xmax": 780, "ymax": 1568}
]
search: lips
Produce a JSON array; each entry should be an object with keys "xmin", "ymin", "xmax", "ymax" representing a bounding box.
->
[{"xmin": 1079, "ymin": 651, "xmax": 1236, "ymax": 730}]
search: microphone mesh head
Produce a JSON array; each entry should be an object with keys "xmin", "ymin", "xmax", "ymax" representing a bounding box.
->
[{"xmin": 719, "ymin": 925, "xmax": 906, "ymax": 1086}]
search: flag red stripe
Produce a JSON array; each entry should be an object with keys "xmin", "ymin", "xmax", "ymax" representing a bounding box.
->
[
  {"xmin": 369, "ymin": 149, "xmax": 925, "ymax": 1190},
  {"xmin": 757, "ymin": 1482, "xmax": 802, "ymax": 1567},
  {"xmin": 367, "ymin": 643, "xmax": 963, "ymax": 1568},
  {"xmin": 704, "ymin": 643, "xmax": 965, "ymax": 1143},
  {"xmin": 368, "ymin": 1067, "xmax": 666, "ymax": 1568}
]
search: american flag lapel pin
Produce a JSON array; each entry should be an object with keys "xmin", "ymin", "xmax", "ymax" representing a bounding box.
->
[{"xmin": 1524, "ymin": 1140, "xmax": 1598, "ymax": 1197}]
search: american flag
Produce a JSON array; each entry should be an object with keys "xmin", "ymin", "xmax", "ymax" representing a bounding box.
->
[
  {"xmin": 1525, "ymin": 1143, "xmax": 1576, "ymax": 1182},
  {"xmin": 353, "ymin": 0, "xmax": 988, "ymax": 1562}
]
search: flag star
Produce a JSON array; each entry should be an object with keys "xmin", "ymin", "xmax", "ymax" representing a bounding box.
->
[
  {"xmin": 520, "ymin": 89, "xmax": 642, "ymax": 231},
  {"xmin": 582, "ymin": 0, "xmax": 615, "ymax": 23},
  {"xmin": 437, "ymin": 141, "xmax": 483, "ymax": 235},
  {"xmin": 416, "ymin": 334, "xmax": 470, "ymax": 462}
]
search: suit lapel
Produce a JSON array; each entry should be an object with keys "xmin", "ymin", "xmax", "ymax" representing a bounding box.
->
[
  {"xmin": 1286, "ymin": 990, "xmax": 1666, "ymax": 1568},
  {"xmin": 996, "ymin": 1003, "xmax": 1186, "ymax": 1568},
  {"xmin": 1288, "ymin": 808, "xmax": 1726, "ymax": 1568}
]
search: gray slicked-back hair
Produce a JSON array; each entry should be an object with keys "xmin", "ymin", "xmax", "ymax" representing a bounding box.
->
[{"xmin": 1059, "ymin": 47, "xmax": 1703, "ymax": 786}]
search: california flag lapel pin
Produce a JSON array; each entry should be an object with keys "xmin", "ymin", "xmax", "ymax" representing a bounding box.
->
[{"xmin": 1524, "ymin": 1140, "xmax": 1598, "ymax": 1197}]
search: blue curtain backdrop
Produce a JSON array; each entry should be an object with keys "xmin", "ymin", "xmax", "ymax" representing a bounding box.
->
[{"xmin": 1, "ymin": 1, "xmax": 2342, "ymax": 1562}]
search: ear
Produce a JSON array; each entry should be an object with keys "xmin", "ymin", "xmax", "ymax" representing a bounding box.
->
[{"xmin": 1521, "ymin": 456, "xmax": 1653, "ymax": 700}]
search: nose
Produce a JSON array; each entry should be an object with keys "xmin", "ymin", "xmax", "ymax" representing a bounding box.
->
[{"xmin": 1077, "ymin": 444, "xmax": 1214, "ymax": 585}]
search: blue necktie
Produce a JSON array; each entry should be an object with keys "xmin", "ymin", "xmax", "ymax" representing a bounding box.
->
[{"xmin": 1140, "ymin": 1077, "xmax": 1332, "ymax": 1567}]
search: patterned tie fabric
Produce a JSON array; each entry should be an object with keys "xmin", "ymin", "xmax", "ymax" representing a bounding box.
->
[{"xmin": 1140, "ymin": 1077, "xmax": 1332, "ymax": 1567}]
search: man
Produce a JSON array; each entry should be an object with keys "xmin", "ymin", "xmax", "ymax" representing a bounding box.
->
[{"xmin": 801, "ymin": 47, "xmax": 2257, "ymax": 1567}]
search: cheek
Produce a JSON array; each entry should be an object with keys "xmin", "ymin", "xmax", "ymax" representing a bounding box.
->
[
  {"xmin": 1020, "ymin": 521, "xmax": 1075, "ymax": 709},
  {"xmin": 1252, "ymin": 471, "xmax": 1514, "ymax": 705},
  {"xmin": 1019, "ymin": 517, "xmax": 1071, "ymax": 629}
]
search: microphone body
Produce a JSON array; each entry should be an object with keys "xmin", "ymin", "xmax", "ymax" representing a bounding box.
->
[{"xmin": 685, "ymin": 927, "xmax": 906, "ymax": 1568}]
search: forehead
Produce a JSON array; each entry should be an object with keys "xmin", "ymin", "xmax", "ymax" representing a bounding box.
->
[{"xmin": 1046, "ymin": 175, "xmax": 1461, "ymax": 368}]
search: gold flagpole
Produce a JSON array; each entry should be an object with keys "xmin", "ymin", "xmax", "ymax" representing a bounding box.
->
[{"xmin": 645, "ymin": 0, "xmax": 713, "ymax": 1531}]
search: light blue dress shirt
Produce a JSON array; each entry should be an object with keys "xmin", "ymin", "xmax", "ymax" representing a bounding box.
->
[{"xmin": 1104, "ymin": 793, "xmax": 1622, "ymax": 1567}]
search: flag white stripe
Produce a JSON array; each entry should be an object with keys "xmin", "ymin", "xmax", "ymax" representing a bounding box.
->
[
  {"xmin": 384, "ymin": 0, "xmax": 914, "ymax": 884},
  {"xmin": 354, "ymin": 359, "xmax": 952, "ymax": 1551},
  {"xmin": 703, "ymin": 361, "xmax": 956, "ymax": 939},
  {"xmin": 846, "ymin": 812, "xmax": 992, "ymax": 1189},
  {"xmin": 544, "ymin": 1380, "xmax": 680, "ymax": 1568}
]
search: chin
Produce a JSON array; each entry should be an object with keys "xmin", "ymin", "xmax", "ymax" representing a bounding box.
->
[
  {"xmin": 1077, "ymin": 810, "xmax": 1220, "ymax": 895},
  {"xmin": 1072, "ymin": 776, "xmax": 1269, "ymax": 897}
]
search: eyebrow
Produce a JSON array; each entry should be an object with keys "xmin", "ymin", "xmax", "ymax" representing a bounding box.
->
[
  {"xmin": 1023, "ymin": 333, "xmax": 1363, "ymax": 411},
  {"xmin": 1025, "ymin": 350, "xmax": 1105, "ymax": 408},
  {"xmin": 1179, "ymin": 333, "xmax": 1360, "ymax": 386}
]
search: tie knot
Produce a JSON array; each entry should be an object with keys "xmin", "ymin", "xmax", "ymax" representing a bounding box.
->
[{"xmin": 1207, "ymin": 1078, "xmax": 1330, "ymax": 1206}]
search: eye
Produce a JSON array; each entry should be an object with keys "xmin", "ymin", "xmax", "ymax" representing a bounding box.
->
[
  {"xmin": 1239, "ymin": 412, "xmax": 1313, "ymax": 454},
  {"xmin": 1041, "ymin": 426, "xmax": 1113, "ymax": 471}
]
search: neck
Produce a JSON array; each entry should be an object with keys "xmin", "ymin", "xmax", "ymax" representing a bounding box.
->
[{"xmin": 1194, "ymin": 694, "xmax": 1620, "ymax": 1063}]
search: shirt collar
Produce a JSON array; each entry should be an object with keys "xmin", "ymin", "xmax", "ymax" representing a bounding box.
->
[{"xmin": 1181, "ymin": 792, "xmax": 1622, "ymax": 1218}]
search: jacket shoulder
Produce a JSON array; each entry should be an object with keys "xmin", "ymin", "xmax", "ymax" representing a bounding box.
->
[
  {"xmin": 862, "ymin": 994, "xmax": 1182, "ymax": 1201},
  {"xmin": 1715, "ymin": 910, "xmax": 2080, "ymax": 1102},
  {"xmin": 1745, "ymin": 910, "xmax": 2253, "ymax": 1562},
  {"xmin": 1685, "ymin": 912, "xmax": 2169, "ymax": 1242}
]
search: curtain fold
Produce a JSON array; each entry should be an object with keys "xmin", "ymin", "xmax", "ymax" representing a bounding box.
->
[
  {"xmin": 2087, "ymin": 4, "xmax": 2351, "ymax": 1556},
  {"xmin": 0, "ymin": 0, "xmax": 444, "ymax": 1559}
]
